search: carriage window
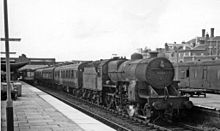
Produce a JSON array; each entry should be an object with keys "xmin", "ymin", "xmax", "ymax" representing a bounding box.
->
[
  {"xmin": 202, "ymin": 69, "xmax": 207, "ymax": 79},
  {"xmin": 218, "ymin": 70, "xmax": 220, "ymax": 80},
  {"xmin": 70, "ymin": 70, "xmax": 72, "ymax": 78},
  {"xmin": 69, "ymin": 70, "xmax": 71, "ymax": 78},
  {"xmin": 72, "ymin": 70, "xmax": 75, "ymax": 78},
  {"xmin": 66, "ymin": 71, "xmax": 68, "ymax": 78},
  {"xmin": 180, "ymin": 71, "xmax": 185, "ymax": 79},
  {"xmin": 194, "ymin": 70, "xmax": 197, "ymax": 78},
  {"xmin": 27, "ymin": 72, "xmax": 31, "ymax": 77},
  {"xmin": 71, "ymin": 70, "xmax": 74, "ymax": 78},
  {"xmin": 186, "ymin": 69, "xmax": 189, "ymax": 78},
  {"xmin": 73, "ymin": 71, "xmax": 76, "ymax": 78},
  {"xmin": 97, "ymin": 70, "xmax": 100, "ymax": 77},
  {"xmin": 75, "ymin": 71, "xmax": 77, "ymax": 78}
]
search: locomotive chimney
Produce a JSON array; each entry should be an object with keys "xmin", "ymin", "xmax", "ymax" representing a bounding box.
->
[
  {"xmin": 149, "ymin": 51, "xmax": 158, "ymax": 58},
  {"xmin": 210, "ymin": 28, "xmax": 214, "ymax": 37},
  {"xmin": 202, "ymin": 29, "xmax": 205, "ymax": 37}
]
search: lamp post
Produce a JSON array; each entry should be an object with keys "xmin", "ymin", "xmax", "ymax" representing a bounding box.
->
[{"xmin": 1, "ymin": 0, "xmax": 21, "ymax": 130}]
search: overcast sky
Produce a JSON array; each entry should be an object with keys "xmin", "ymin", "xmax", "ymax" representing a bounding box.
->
[{"xmin": 1, "ymin": 0, "xmax": 220, "ymax": 61}]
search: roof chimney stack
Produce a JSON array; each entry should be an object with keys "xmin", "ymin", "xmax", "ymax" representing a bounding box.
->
[
  {"xmin": 211, "ymin": 28, "xmax": 214, "ymax": 37},
  {"xmin": 202, "ymin": 29, "xmax": 205, "ymax": 37}
]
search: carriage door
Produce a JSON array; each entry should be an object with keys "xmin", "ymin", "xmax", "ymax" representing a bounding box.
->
[{"xmin": 202, "ymin": 67, "xmax": 208, "ymax": 88}]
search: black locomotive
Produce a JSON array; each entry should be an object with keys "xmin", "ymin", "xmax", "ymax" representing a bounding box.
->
[{"xmin": 34, "ymin": 53, "xmax": 193, "ymax": 122}]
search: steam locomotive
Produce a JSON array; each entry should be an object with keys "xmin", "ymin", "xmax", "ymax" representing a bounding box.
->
[{"xmin": 34, "ymin": 53, "xmax": 193, "ymax": 122}]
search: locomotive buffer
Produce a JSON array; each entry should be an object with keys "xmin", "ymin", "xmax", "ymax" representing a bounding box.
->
[{"xmin": 1, "ymin": 0, "xmax": 21, "ymax": 131}]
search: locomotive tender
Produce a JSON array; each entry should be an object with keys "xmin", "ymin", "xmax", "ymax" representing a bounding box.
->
[{"xmin": 34, "ymin": 53, "xmax": 192, "ymax": 121}]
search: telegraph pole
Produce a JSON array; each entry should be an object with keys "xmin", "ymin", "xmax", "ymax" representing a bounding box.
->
[{"xmin": 1, "ymin": 0, "xmax": 21, "ymax": 130}]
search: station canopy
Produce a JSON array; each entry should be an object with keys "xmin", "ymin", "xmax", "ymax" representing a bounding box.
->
[
  {"xmin": 18, "ymin": 64, "xmax": 48, "ymax": 72},
  {"xmin": 1, "ymin": 62, "xmax": 28, "ymax": 72}
]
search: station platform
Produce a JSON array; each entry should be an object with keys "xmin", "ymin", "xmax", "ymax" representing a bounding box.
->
[
  {"xmin": 190, "ymin": 93, "xmax": 220, "ymax": 110},
  {"xmin": 1, "ymin": 82, "xmax": 115, "ymax": 131}
]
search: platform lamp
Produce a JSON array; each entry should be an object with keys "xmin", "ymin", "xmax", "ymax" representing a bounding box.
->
[{"xmin": 1, "ymin": 0, "xmax": 21, "ymax": 131}]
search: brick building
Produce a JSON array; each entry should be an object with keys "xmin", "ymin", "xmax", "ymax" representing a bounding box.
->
[{"xmin": 164, "ymin": 28, "xmax": 220, "ymax": 63}]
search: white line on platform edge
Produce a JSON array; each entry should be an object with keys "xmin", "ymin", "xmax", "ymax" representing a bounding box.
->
[{"xmin": 40, "ymin": 94, "xmax": 116, "ymax": 131}]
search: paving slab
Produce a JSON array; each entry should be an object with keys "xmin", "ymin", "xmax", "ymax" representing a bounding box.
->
[
  {"xmin": 1, "ymin": 82, "xmax": 84, "ymax": 131},
  {"xmin": 1, "ymin": 82, "xmax": 116, "ymax": 131}
]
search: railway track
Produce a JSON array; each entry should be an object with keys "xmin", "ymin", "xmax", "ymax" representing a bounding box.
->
[{"xmin": 35, "ymin": 85, "xmax": 206, "ymax": 131}]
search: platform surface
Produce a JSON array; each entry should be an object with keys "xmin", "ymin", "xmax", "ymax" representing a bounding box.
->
[
  {"xmin": 1, "ymin": 82, "xmax": 115, "ymax": 131},
  {"xmin": 190, "ymin": 93, "xmax": 220, "ymax": 110}
]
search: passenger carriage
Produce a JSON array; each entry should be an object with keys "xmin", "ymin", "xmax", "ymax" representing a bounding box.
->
[{"xmin": 174, "ymin": 60, "xmax": 220, "ymax": 94}]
